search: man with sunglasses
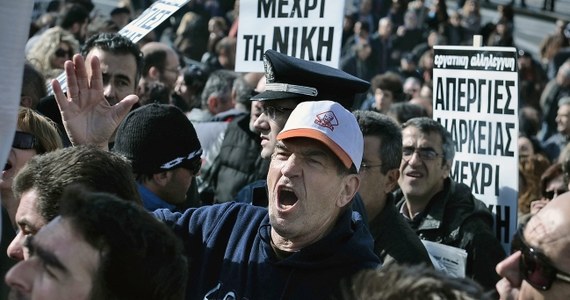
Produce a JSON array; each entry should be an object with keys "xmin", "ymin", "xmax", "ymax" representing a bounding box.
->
[
  {"xmin": 394, "ymin": 117, "xmax": 506, "ymax": 290},
  {"xmin": 113, "ymin": 104, "xmax": 203, "ymax": 212},
  {"xmin": 496, "ymin": 192, "xmax": 570, "ymax": 299}
]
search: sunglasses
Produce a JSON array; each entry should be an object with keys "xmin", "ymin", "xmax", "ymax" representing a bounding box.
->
[
  {"xmin": 511, "ymin": 225, "xmax": 570, "ymax": 290},
  {"xmin": 54, "ymin": 48, "xmax": 73, "ymax": 58},
  {"xmin": 13, "ymin": 131, "xmax": 37, "ymax": 150},
  {"xmin": 542, "ymin": 188, "xmax": 567, "ymax": 200}
]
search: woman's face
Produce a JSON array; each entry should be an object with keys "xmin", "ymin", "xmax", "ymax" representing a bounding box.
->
[
  {"xmin": 0, "ymin": 131, "xmax": 38, "ymax": 191},
  {"xmin": 518, "ymin": 136, "xmax": 535, "ymax": 158},
  {"xmin": 50, "ymin": 42, "xmax": 73, "ymax": 70}
]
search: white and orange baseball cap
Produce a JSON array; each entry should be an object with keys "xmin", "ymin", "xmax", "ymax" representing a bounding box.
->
[{"xmin": 277, "ymin": 100, "xmax": 363, "ymax": 172}]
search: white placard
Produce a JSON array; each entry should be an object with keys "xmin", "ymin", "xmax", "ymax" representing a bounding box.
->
[
  {"xmin": 0, "ymin": 1, "xmax": 34, "ymax": 242},
  {"xmin": 236, "ymin": 0, "xmax": 345, "ymax": 72},
  {"xmin": 433, "ymin": 45, "xmax": 519, "ymax": 253}
]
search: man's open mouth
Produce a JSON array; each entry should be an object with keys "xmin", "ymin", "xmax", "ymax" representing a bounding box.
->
[{"xmin": 278, "ymin": 188, "xmax": 298, "ymax": 208}]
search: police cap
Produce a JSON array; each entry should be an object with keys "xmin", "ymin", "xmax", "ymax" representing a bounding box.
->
[{"xmin": 251, "ymin": 49, "xmax": 369, "ymax": 108}]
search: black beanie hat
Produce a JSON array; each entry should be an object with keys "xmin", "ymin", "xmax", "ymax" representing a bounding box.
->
[{"xmin": 113, "ymin": 104, "xmax": 202, "ymax": 174}]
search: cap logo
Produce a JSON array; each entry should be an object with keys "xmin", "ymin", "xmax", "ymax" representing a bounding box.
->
[
  {"xmin": 263, "ymin": 55, "xmax": 275, "ymax": 83},
  {"xmin": 314, "ymin": 111, "xmax": 338, "ymax": 131}
]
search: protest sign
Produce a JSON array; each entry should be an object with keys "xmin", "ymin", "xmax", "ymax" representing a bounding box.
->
[
  {"xmin": 0, "ymin": 1, "xmax": 34, "ymax": 241},
  {"xmin": 432, "ymin": 45, "xmax": 519, "ymax": 253},
  {"xmin": 236, "ymin": 0, "xmax": 344, "ymax": 72}
]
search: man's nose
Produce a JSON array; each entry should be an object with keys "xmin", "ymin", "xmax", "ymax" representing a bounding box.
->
[
  {"xmin": 406, "ymin": 151, "xmax": 423, "ymax": 165},
  {"xmin": 253, "ymin": 112, "xmax": 269, "ymax": 131},
  {"xmin": 495, "ymin": 251, "xmax": 523, "ymax": 288},
  {"xmin": 281, "ymin": 154, "xmax": 302, "ymax": 178},
  {"xmin": 7, "ymin": 231, "xmax": 25, "ymax": 261},
  {"xmin": 103, "ymin": 84, "xmax": 118, "ymax": 105}
]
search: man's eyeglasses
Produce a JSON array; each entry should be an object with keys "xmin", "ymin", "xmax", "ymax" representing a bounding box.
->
[
  {"xmin": 402, "ymin": 147, "xmax": 441, "ymax": 161},
  {"xmin": 54, "ymin": 48, "xmax": 73, "ymax": 58},
  {"xmin": 511, "ymin": 225, "xmax": 570, "ymax": 290},
  {"xmin": 260, "ymin": 105, "xmax": 295, "ymax": 120},
  {"xmin": 13, "ymin": 131, "xmax": 37, "ymax": 150}
]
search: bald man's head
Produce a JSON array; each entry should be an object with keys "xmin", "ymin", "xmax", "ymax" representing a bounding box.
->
[{"xmin": 140, "ymin": 42, "xmax": 180, "ymax": 94}]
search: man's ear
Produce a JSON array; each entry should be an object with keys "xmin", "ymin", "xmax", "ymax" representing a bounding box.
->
[
  {"xmin": 442, "ymin": 159, "xmax": 452, "ymax": 179},
  {"xmin": 207, "ymin": 96, "xmax": 218, "ymax": 114},
  {"xmin": 148, "ymin": 66, "xmax": 161, "ymax": 80},
  {"xmin": 384, "ymin": 168, "xmax": 400, "ymax": 193},
  {"xmin": 152, "ymin": 171, "xmax": 172, "ymax": 187},
  {"xmin": 337, "ymin": 174, "xmax": 360, "ymax": 208}
]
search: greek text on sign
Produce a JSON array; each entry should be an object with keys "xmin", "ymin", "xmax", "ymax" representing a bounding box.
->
[
  {"xmin": 433, "ymin": 46, "xmax": 519, "ymax": 254},
  {"xmin": 433, "ymin": 53, "xmax": 517, "ymax": 71},
  {"xmin": 236, "ymin": 0, "xmax": 344, "ymax": 72}
]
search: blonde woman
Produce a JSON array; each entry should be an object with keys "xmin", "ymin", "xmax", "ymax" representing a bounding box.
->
[
  {"xmin": 1, "ymin": 107, "xmax": 63, "ymax": 227},
  {"xmin": 27, "ymin": 26, "xmax": 79, "ymax": 81}
]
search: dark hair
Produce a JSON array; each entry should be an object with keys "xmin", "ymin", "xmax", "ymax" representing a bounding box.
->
[
  {"xmin": 353, "ymin": 110, "xmax": 402, "ymax": 174},
  {"xmin": 388, "ymin": 102, "xmax": 428, "ymax": 125},
  {"xmin": 370, "ymin": 72, "xmax": 404, "ymax": 102},
  {"xmin": 518, "ymin": 132, "xmax": 545, "ymax": 157},
  {"xmin": 57, "ymin": 4, "xmax": 89, "ymax": 30},
  {"xmin": 540, "ymin": 163, "xmax": 566, "ymax": 197},
  {"xmin": 402, "ymin": 117, "xmax": 455, "ymax": 163},
  {"xmin": 139, "ymin": 81, "xmax": 170, "ymax": 106},
  {"xmin": 22, "ymin": 63, "xmax": 47, "ymax": 109},
  {"xmin": 141, "ymin": 46, "xmax": 168, "ymax": 75},
  {"xmin": 110, "ymin": 6, "xmax": 130, "ymax": 16},
  {"xmin": 13, "ymin": 146, "xmax": 142, "ymax": 223},
  {"xmin": 59, "ymin": 187, "xmax": 187, "ymax": 300},
  {"xmin": 518, "ymin": 106, "xmax": 541, "ymax": 137},
  {"xmin": 183, "ymin": 64, "xmax": 209, "ymax": 89},
  {"xmin": 336, "ymin": 263, "xmax": 490, "ymax": 300},
  {"xmin": 81, "ymin": 33, "xmax": 143, "ymax": 83}
]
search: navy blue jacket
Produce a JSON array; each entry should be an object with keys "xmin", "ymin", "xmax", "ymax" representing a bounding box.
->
[{"xmin": 154, "ymin": 202, "xmax": 379, "ymax": 300}]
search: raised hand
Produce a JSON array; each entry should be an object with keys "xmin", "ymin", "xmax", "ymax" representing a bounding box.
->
[{"xmin": 52, "ymin": 54, "xmax": 138, "ymax": 150}]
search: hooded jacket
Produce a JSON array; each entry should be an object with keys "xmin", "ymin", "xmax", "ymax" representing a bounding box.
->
[{"xmin": 154, "ymin": 202, "xmax": 380, "ymax": 300}]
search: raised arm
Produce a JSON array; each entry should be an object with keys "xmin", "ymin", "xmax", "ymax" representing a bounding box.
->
[{"xmin": 52, "ymin": 54, "xmax": 138, "ymax": 150}]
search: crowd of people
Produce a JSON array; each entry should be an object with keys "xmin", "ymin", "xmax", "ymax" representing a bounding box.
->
[{"xmin": 1, "ymin": 0, "xmax": 570, "ymax": 299}]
